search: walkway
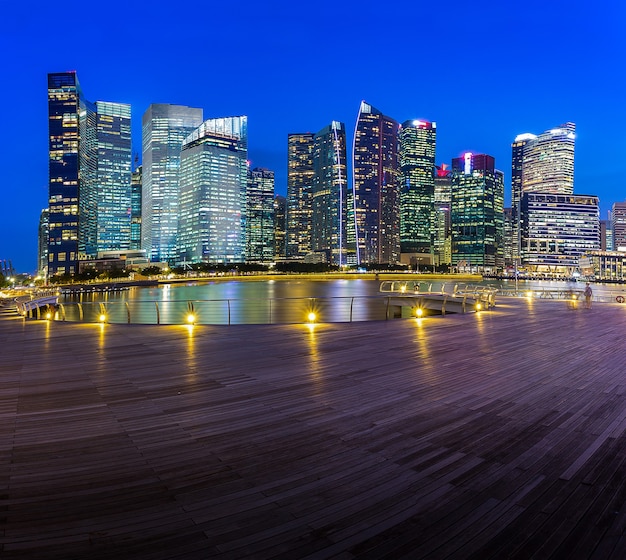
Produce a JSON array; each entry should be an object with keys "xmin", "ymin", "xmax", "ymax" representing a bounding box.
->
[{"xmin": 1, "ymin": 297, "xmax": 626, "ymax": 559}]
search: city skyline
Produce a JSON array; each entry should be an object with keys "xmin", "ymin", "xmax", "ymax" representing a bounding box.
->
[{"xmin": 2, "ymin": 0, "xmax": 625, "ymax": 272}]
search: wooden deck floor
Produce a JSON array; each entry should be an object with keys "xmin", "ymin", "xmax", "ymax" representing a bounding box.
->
[{"xmin": 2, "ymin": 296, "xmax": 626, "ymax": 559}]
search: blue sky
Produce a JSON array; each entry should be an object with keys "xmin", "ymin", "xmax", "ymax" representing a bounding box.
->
[{"xmin": 2, "ymin": 0, "xmax": 625, "ymax": 273}]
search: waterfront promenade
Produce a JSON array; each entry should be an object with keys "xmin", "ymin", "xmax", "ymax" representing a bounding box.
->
[{"xmin": 2, "ymin": 296, "xmax": 626, "ymax": 559}]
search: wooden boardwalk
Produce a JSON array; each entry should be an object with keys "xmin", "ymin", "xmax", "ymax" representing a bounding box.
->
[{"xmin": 2, "ymin": 296, "xmax": 626, "ymax": 559}]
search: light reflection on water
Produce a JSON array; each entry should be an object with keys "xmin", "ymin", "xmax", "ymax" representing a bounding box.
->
[{"xmin": 58, "ymin": 278, "xmax": 624, "ymax": 325}]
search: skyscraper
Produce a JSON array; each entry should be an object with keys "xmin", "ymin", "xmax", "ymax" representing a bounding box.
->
[
  {"xmin": 130, "ymin": 163, "xmax": 142, "ymax": 250},
  {"xmin": 94, "ymin": 101, "xmax": 132, "ymax": 253},
  {"xmin": 451, "ymin": 153, "xmax": 504, "ymax": 270},
  {"xmin": 352, "ymin": 101, "xmax": 400, "ymax": 265},
  {"xmin": 178, "ymin": 116, "xmax": 248, "ymax": 264},
  {"xmin": 520, "ymin": 123, "xmax": 576, "ymax": 195},
  {"xmin": 433, "ymin": 166, "xmax": 452, "ymax": 267},
  {"xmin": 47, "ymin": 72, "xmax": 82, "ymax": 275},
  {"xmin": 47, "ymin": 72, "xmax": 132, "ymax": 275},
  {"xmin": 510, "ymin": 133, "xmax": 535, "ymax": 262},
  {"xmin": 38, "ymin": 209, "xmax": 49, "ymax": 277},
  {"xmin": 245, "ymin": 167, "xmax": 275, "ymax": 263},
  {"xmin": 273, "ymin": 195, "xmax": 287, "ymax": 260},
  {"xmin": 311, "ymin": 121, "xmax": 348, "ymax": 265},
  {"xmin": 612, "ymin": 202, "xmax": 626, "ymax": 251},
  {"xmin": 399, "ymin": 119, "xmax": 436, "ymax": 254},
  {"xmin": 141, "ymin": 104, "xmax": 203, "ymax": 263},
  {"xmin": 286, "ymin": 133, "xmax": 314, "ymax": 259}
]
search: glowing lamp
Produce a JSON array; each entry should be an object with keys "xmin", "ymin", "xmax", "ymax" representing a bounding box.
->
[
  {"xmin": 475, "ymin": 303, "xmax": 482, "ymax": 311},
  {"xmin": 99, "ymin": 314, "xmax": 107, "ymax": 323},
  {"xmin": 186, "ymin": 313, "xmax": 196, "ymax": 325},
  {"xmin": 415, "ymin": 308, "xmax": 423, "ymax": 318},
  {"xmin": 307, "ymin": 312, "xmax": 317, "ymax": 323},
  {"xmin": 45, "ymin": 312, "xmax": 52, "ymax": 320}
]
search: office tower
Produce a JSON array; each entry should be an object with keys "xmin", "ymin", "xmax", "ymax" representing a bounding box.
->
[
  {"xmin": 47, "ymin": 72, "xmax": 82, "ymax": 275},
  {"xmin": 433, "ymin": 166, "xmax": 452, "ymax": 267},
  {"xmin": 451, "ymin": 153, "xmax": 504, "ymax": 270},
  {"xmin": 399, "ymin": 119, "xmax": 436, "ymax": 254},
  {"xmin": 521, "ymin": 193, "xmax": 599, "ymax": 271},
  {"xmin": 273, "ymin": 195, "xmax": 286, "ymax": 260},
  {"xmin": 521, "ymin": 123, "xmax": 576, "ymax": 195},
  {"xmin": 311, "ymin": 121, "xmax": 348, "ymax": 265},
  {"xmin": 178, "ymin": 116, "xmax": 248, "ymax": 264},
  {"xmin": 510, "ymin": 133, "xmax": 535, "ymax": 262},
  {"xmin": 600, "ymin": 219, "xmax": 610, "ymax": 251},
  {"xmin": 94, "ymin": 101, "xmax": 132, "ymax": 253},
  {"xmin": 38, "ymin": 209, "xmax": 49, "ymax": 277},
  {"xmin": 353, "ymin": 101, "xmax": 400, "ymax": 265},
  {"xmin": 612, "ymin": 202, "xmax": 626, "ymax": 251},
  {"xmin": 503, "ymin": 207, "xmax": 514, "ymax": 266},
  {"xmin": 286, "ymin": 133, "xmax": 314, "ymax": 258},
  {"xmin": 142, "ymin": 104, "xmax": 203, "ymax": 263},
  {"xmin": 245, "ymin": 167, "xmax": 275, "ymax": 263},
  {"xmin": 47, "ymin": 72, "xmax": 132, "ymax": 276},
  {"xmin": 130, "ymin": 164, "xmax": 142, "ymax": 250}
]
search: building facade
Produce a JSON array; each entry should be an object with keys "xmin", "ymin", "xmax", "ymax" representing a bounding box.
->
[
  {"xmin": 286, "ymin": 133, "xmax": 314, "ymax": 259},
  {"xmin": 178, "ymin": 116, "xmax": 248, "ymax": 264},
  {"xmin": 352, "ymin": 101, "xmax": 400, "ymax": 265},
  {"xmin": 141, "ymin": 104, "xmax": 203, "ymax": 263},
  {"xmin": 399, "ymin": 119, "xmax": 436, "ymax": 254},
  {"xmin": 130, "ymin": 164, "xmax": 142, "ymax": 250},
  {"xmin": 521, "ymin": 193, "xmax": 600, "ymax": 272},
  {"xmin": 245, "ymin": 167, "xmax": 275, "ymax": 263},
  {"xmin": 433, "ymin": 167, "xmax": 452, "ymax": 267},
  {"xmin": 450, "ymin": 153, "xmax": 504, "ymax": 271},
  {"xmin": 38, "ymin": 209, "xmax": 49, "ymax": 277},
  {"xmin": 273, "ymin": 195, "xmax": 286, "ymax": 260},
  {"xmin": 611, "ymin": 202, "xmax": 626, "ymax": 251},
  {"xmin": 311, "ymin": 121, "xmax": 348, "ymax": 265}
]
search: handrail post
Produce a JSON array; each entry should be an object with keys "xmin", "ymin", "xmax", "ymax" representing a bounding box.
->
[
  {"xmin": 228, "ymin": 300, "xmax": 231, "ymax": 325},
  {"xmin": 155, "ymin": 302, "xmax": 160, "ymax": 325},
  {"xmin": 350, "ymin": 296, "xmax": 354, "ymax": 322},
  {"xmin": 125, "ymin": 301, "xmax": 131, "ymax": 324},
  {"xmin": 385, "ymin": 297, "xmax": 390, "ymax": 320}
]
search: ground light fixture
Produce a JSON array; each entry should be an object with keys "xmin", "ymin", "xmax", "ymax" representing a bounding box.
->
[
  {"xmin": 307, "ymin": 311, "xmax": 317, "ymax": 323},
  {"xmin": 45, "ymin": 312, "xmax": 52, "ymax": 320},
  {"xmin": 475, "ymin": 303, "xmax": 482, "ymax": 311},
  {"xmin": 415, "ymin": 307, "xmax": 424, "ymax": 318},
  {"xmin": 99, "ymin": 314, "xmax": 107, "ymax": 323},
  {"xmin": 186, "ymin": 313, "xmax": 196, "ymax": 325}
]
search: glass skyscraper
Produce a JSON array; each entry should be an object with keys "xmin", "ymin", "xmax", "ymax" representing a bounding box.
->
[
  {"xmin": 141, "ymin": 104, "xmax": 203, "ymax": 263},
  {"xmin": 130, "ymin": 164, "xmax": 142, "ymax": 250},
  {"xmin": 286, "ymin": 133, "xmax": 314, "ymax": 259},
  {"xmin": 245, "ymin": 167, "xmax": 275, "ymax": 263},
  {"xmin": 352, "ymin": 101, "xmax": 400, "ymax": 265},
  {"xmin": 451, "ymin": 153, "xmax": 504, "ymax": 271},
  {"xmin": 273, "ymin": 195, "xmax": 287, "ymax": 260},
  {"xmin": 311, "ymin": 121, "xmax": 348, "ymax": 265},
  {"xmin": 47, "ymin": 72, "xmax": 132, "ymax": 275},
  {"xmin": 178, "ymin": 116, "xmax": 248, "ymax": 264},
  {"xmin": 399, "ymin": 119, "xmax": 436, "ymax": 254}
]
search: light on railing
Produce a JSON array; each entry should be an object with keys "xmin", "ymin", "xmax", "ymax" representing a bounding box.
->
[
  {"xmin": 307, "ymin": 311, "xmax": 317, "ymax": 323},
  {"xmin": 475, "ymin": 303, "xmax": 482, "ymax": 311},
  {"xmin": 415, "ymin": 308, "xmax": 423, "ymax": 318},
  {"xmin": 99, "ymin": 314, "xmax": 107, "ymax": 323},
  {"xmin": 186, "ymin": 313, "xmax": 196, "ymax": 325}
]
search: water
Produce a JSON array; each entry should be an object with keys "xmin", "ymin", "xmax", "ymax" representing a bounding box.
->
[{"xmin": 57, "ymin": 277, "xmax": 626, "ymax": 325}]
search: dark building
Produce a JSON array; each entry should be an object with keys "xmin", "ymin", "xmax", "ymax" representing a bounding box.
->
[
  {"xmin": 130, "ymin": 163, "xmax": 142, "ymax": 250},
  {"xmin": 245, "ymin": 167, "xmax": 275, "ymax": 263},
  {"xmin": 273, "ymin": 195, "xmax": 287, "ymax": 260},
  {"xmin": 353, "ymin": 101, "xmax": 400, "ymax": 265}
]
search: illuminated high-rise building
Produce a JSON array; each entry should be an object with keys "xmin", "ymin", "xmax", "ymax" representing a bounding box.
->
[
  {"xmin": 94, "ymin": 101, "xmax": 132, "ymax": 254},
  {"xmin": 311, "ymin": 121, "xmax": 348, "ymax": 265},
  {"xmin": 273, "ymin": 195, "xmax": 287, "ymax": 260},
  {"xmin": 286, "ymin": 133, "xmax": 314, "ymax": 259},
  {"xmin": 612, "ymin": 202, "xmax": 626, "ymax": 251},
  {"xmin": 521, "ymin": 193, "xmax": 599, "ymax": 272},
  {"xmin": 510, "ymin": 133, "xmax": 535, "ymax": 262},
  {"xmin": 245, "ymin": 167, "xmax": 275, "ymax": 263},
  {"xmin": 130, "ymin": 164, "xmax": 142, "ymax": 250},
  {"xmin": 433, "ymin": 166, "xmax": 452, "ymax": 266},
  {"xmin": 141, "ymin": 104, "xmax": 203, "ymax": 263},
  {"xmin": 38, "ymin": 209, "xmax": 49, "ymax": 277},
  {"xmin": 353, "ymin": 101, "xmax": 400, "ymax": 264},
  {"xmin": 520, "ymin": 123, "xmax": 576, "ymax": 195},
  {"xmin": 451, "ymin": 153, "xmax": 504, "ymax": 270},
  {"xmin": 178, "ymin": 116, "xmax": 247, "ymax": 264},
  {"xmin": 399, "ymin": 119, "xmax": 436, "ymax": 254},
  {"xmin": 47, "ymin": 72, "xmax": 132, "ymax": 276}
]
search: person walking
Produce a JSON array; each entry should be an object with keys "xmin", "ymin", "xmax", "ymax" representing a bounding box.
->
[{"xmin": 584, "ymin": 282, "xmax": 593, "ymax": 309}]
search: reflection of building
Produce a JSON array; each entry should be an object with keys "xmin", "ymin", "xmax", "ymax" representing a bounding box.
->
[
  {"xmin": 353, "ymin": 101, "xmax": 400, "ymax": 265},
  {"xmin": 311, "ymin": 121, "xmax": 348, "ymax": 265},
  {"xmin": 47, "ymin": 72, "xmax": 132, "ymax": 276},
  {"xmin": 130, "ymin": 164, "xmax": 142, "ymax": 250},
  {"xmin": 450, "ymin": 153, "xmax": 504, "ymax": 271},
  {"xmin": 399, "ymin": 119, "xmax": 436, "ymax": 254},
  {"xmin": 38, "ymin": 209, "xmax": 49, "ymax": 276},
  {"xmin": 521, "ymin": 193, "xmax": 599, "ymax": 272},
  {"xmin": 141, "ymin": 104, "xmax": 203, "ymax": 263},
  {"xmin": 178, "ymin": 116, "xmax": 248, "ymax": 264},
  {"xmin": 245, "ymin": 167, "xmax": 275, "ymax": 263},
  {"xmin": 273, "ymin": 195, "xmax": 286, "ymax": 260},
  {"xmin": 286, "ymin": 133, "xmax": 314, "ymax": 259}
]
